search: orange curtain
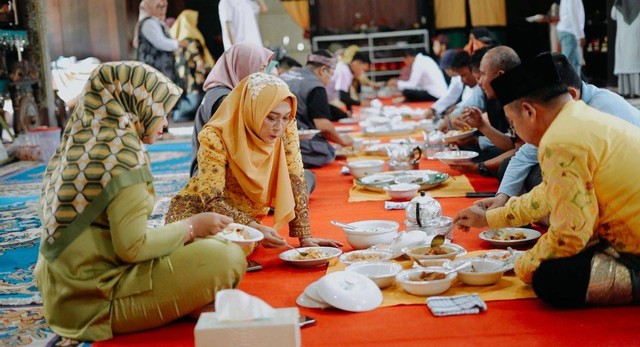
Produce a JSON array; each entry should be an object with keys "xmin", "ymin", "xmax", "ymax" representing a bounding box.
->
[
  {"xmin": 469, "ymin": 0, "xmax": 506, "ymax": 27},
  {"xmin": 434, "ymin": 0, "xmax": 466, "ymax": 29},
  {"xmin": 281, "ymin": 0, "xmax": 309, "ymax": 30}
]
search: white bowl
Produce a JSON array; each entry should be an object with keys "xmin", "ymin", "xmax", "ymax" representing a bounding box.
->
[
  {"xmin": 384, "ymin": 183, "xmax": 420, "ymax": 201},
  {"xmin": 388, "ymin": 230, "xmax": 430, "ymax": 258},
  {"xmin": 279, "ymin": 247, "xmax": 342, "ymax": 268},
  {"xmin": 396, "ymin": 267, "xmax": 456, "ymax": 296},
  {"xmin": 218, "ymin": 223, "xmax": 264, "ymax": 257},
  {"xmin": 360, "ymin": 174, "xmax": 396, "ymax": 186},
  {"xmin": 402, "ymin": 243, "xmax": 466, "ymax": 261},
  {"xmin": 340, "ymin": 249, "xmax": 394, "ymax": 265},
  {"xmin": 444, "ymin": 259, "xmax": 506, "ymax": 286},
  {"xmin": 316, "ymin": 271, "xmax": 383, "ymax": 312},
  {"xmin": 346, "ymin": 262, "xmax": 403, "ymax": 289},
  {"xmin": 433, "ymin": 150, "xmax": 479, "ymax": 165},
  {"xmin": 341, "ymin": 220, "xmax": 400, "ymax": 250},
  {"xmin": 347, "ymin": 159, "xmax": 386, "ymax": 179}
]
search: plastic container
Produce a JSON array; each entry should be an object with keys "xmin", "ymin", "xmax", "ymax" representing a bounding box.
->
[{"xmin": 27, "ymin": 127, "xmax": 61, "ymax": 162}]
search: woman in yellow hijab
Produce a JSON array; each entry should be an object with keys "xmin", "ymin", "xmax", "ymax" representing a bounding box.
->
[
  {"xmin": 36, "ymin": 62, "xmax": 246, "ymax": 341},
  {"xmin": 166, "ymin": 73, "xmax": 341, "ymax": 248}
]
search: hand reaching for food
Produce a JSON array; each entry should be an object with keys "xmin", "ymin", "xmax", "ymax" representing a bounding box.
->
[
  {"xmin": 461, "ymin": 107, "xmax": 485, "ymax": 129},
  {"xmin": 453, "ymin": 205, "xmax": 489, "ymax": 231},
  {"xmin": 250, "ymin": 222, "xmax": 288, "ymax": 248}
]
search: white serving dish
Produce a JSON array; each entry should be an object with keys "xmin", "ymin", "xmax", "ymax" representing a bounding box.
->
[
  {"xmin": 433, "ymin": 150, "xmax": 479, "ymax": 165},
  {"xmin": 396, "ymin": 267, "xmax": 457, "ymax": 296},
  {"xmin": 339, "ymin": 249, "xmax": 394, "ymax": 265},
  {"xmin": 383, "ymin": 183, "xmax": 420, "ymax": 201},
  {"xmin": 476, "ymin": 250, "xmax": 525, "ymax": 271},
  {"xmin": 279, "ymin": 247, "xmax": 342, "ymax": 268},
  {"xmin": 347, "ymin": 159, "xmax": 386, "ymax": 179},
  {"xmin": 479, "ymin": 228, "xmax": 541, "ymax": 248},
  {"xmin": 402, "ymin": 243, "xmax": 466, "ymax": 261},
  {"xmin": 296, "ymin": 292, "xmax": 331, "ymax": 309},
  {"xmin": 444, "ymin": 259, "xmax": 506, "ymax": 286},
  {"xmin": 345, "ymin": 262, "xmax": 403, "ymax": 289},
  {"xmin": 316, "ymin": 271, "xmax": 383, "ymax": 312},
  {"xmin": 340, "ymin": 220, "xmax": 400, "ymax": 250}
]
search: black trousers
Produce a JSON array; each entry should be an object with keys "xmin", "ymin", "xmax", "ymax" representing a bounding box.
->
[{"xmin": 401, "ymin": 89, "xmax": 438, "ymax": 102}]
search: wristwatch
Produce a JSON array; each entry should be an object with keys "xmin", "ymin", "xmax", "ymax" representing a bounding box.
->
[{"xmin": 477, "ymin": 161, "xmax": 491, "ymax": 177}]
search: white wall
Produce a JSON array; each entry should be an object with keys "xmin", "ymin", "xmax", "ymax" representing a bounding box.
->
[{"xmin": 257, "ymin": 0, "xmax": 310, "ymax": 65}]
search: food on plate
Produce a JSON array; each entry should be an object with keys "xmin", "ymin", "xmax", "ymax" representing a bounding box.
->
[
  {"xmin": 491, "ymin": 230, "xmax": 527, "ymax": 241},
  {"xmin": 291, "ymin": 248, "xmax": 326, "ymax": 260},
  {"xmin": 221, "ymin": 225, "xmax": 251, "ymax": 241},
  {"xmin": 409, "ymin": 271, "xmax": 446, "ymax": 281},
  {"xmin": 345, "ymin": 252, "xmax": 388, "ymax": 262},
  {"xmin": 480, "ymin": 252, "xmax": 512, "ymax": 260}
]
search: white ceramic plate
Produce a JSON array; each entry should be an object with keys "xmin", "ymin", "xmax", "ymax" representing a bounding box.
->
[
  {"xmin": 298, "ymin": 129, "xmax": 321, "ymax": 140},
  {"xmin": 296, "ymin": 292, "xmax": 331, "ymax": 309},
  {"xmin": 218, "ymin": 223, "xmax": 264, "ymax": 245},
  {"xmin": 303, "ymin": 281, "xmax": 325, "ymax": 303},
  {"xmin": 316, "ymin": 271, "xmax": 383, "ymax": 312},
  {"xmin": 355, "ymin": 170, "xmax": 448, "ymax": 192},
  {"xmin": 279, "ymin": 247, "xmax": 342, "ymax": 268},
  {"xmin": 339, "ymin": 249, "xmax": 393, "ymax": 265},
  {"xmin": 362, "ymin": 124, "xmax": 416, "ymax": 137},
  {"xmin": 432, "ymin": 150, "xmax": 479, "ymax": 165},
  {"xmin": 335, "ymin": 125, "xmax": 357, "ymax": 133},
  {"xmin": 443, "ymin": 128, "xmax": 477, "ymax": 143},
  {"xmin": 359, "ymin": 174, "xmax": 395, "ymax": 186},
  {"xmin": 479, "ymin": 228, "xmax": 541, "ymax": 248}
]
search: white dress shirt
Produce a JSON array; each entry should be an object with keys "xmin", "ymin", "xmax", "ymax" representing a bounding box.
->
[
  {"xmin": 219, "ymin": 0, "xmax": 263, "ymax": 50},
  {"xmin": 556, "ymin": 0, "xmax": 585, "ymax": 39},
  {"xmin": 397, "ymin": 53, "xmax": 448, "ymax": 99}
]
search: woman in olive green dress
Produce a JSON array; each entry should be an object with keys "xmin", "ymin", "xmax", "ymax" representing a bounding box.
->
[{"xmin": 35, "ymin": 62, "xmax": 246, "ymax": 341}]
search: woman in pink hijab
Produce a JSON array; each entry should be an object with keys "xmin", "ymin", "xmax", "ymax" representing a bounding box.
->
[{"xmin": 190, "ymin": 42, "xmax": 273, "ymax": 177}]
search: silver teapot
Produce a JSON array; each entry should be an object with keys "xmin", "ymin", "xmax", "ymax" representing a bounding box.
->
[
  {"xmin": 387, "ymin": 142, "xmax": 422, "ymax": 171},
  {"xmin": 404, "ymin": 191, "xmax": 442, "ymax": 228}
]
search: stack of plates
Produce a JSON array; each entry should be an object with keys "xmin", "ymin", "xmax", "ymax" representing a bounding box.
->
[{"xmin": 296, "ymin": 271, "xmax": 383, "ymax": 312}]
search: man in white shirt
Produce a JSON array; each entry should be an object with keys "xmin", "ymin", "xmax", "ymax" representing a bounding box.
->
[
  {"xmin": 556, "ymin": 0, "xmax": 585, "ymax": 75},
  {"xmin": 388, "ymin": 49, "xmax": 447, "ymax": 102},
  {"xmin": 218, "ymin": 0, "xmax": 267, "ymax": 51}
]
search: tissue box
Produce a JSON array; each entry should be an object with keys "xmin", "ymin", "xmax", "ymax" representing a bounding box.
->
[{"xmin": 194, "ymin": 307, "xmax": 301, "ymax": 347}]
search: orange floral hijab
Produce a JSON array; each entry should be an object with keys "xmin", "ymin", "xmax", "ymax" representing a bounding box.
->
[{"xmin": 204, "ymin": 73, "xmax": 297, "ymax": 229}]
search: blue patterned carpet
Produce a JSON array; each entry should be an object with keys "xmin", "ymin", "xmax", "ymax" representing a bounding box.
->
[{"xmin": 0, "ymin": 140, "xmax": 191, "ymax": 346}]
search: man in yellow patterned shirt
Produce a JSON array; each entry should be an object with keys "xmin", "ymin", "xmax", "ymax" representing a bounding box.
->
[{"xmin": 455, "ymin": 53, "xmax": 640, "ymax": 307}]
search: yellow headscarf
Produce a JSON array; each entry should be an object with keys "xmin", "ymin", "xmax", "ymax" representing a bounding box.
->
[
  {"xmin": 170, "ymin": 10, "xmax": 215, "ymax": 68},
  {"xmin": 203, "ymin": 73, "xmax": 297, "ymax": 230}
]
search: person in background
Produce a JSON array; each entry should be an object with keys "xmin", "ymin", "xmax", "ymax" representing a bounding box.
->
[
  {"xmin": 134, "ymin": 0, "xmax": 186, "ymax": 139},
  {"xmin": 280, "ymin": 50, "xmax": 353, "ymax": 168},
  {"xmin": 169, "ymin": 9, "xmax": 215, "ymax": 122},
  {"xmin": 326, "ymin": 50, "xmax": 371, "ymax": 120},
  {"xmin": 455, "ymin": 53, "xmax": 640, "ymax": 308},
  {"xmin": 35, "ymin": 62, "xmax": 246, "ymax": 341},
  {"xmin": 556, "ymin": 0, "xmax": 585, "ymax": 75},
  {"xmin": 473, "ymin": 52, "xmax": 640, "ymax": 212},
  {"xmin": 431, "ymin": 34, "xmax": 449, "ymax": 60},
  {"xmin": 166, "ymin": 73, "xmax": 342, "ymax": 248},
  {"xmin": 424, "ymin": 49, "xmax": 471, "ymax": 119},
  {"xmin": 611, "ymin": 0, "xmax": 640, "ymax": 98},
  {"xmin": 190, "ymin": 42, "xmax": 273, "ymax": 177},
  {"xmin": 387, "ymin": 49, "xmax": 448, "ymax": 102},
  {"xmin": 464, "ymin": 27, "xmax": 499, "ymax": 55},
  {"xmin": 277, "ymin": 56, "xmax": 303, "ymax": 75},
  {"xmin": 219, "ymin": 0, "xmax": 267, "ymax": 51}
]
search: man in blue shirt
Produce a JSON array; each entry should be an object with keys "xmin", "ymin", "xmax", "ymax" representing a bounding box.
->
[{"xmin": 476, "ymin": 52, "xmax": 640, "ymax": 211}]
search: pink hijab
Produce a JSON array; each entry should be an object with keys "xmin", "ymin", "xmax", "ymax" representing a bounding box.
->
[{"xmin": 203, "ymin": 42, "xmax": 274, "ymax": 91}]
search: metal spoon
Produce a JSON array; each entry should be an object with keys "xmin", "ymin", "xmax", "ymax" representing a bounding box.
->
[
  {"xmin": 330, "ymin": 220, "xmax": 362, "ymax": 232},
  {"xmin": 287, "ymin": 244, "xmax": 309, "ymax": 257},
  {"xmin": 430, "ymin": 234, "xmax": 445, "ymax": 248}
]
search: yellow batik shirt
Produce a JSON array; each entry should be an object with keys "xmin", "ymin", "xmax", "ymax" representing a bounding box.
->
[{"xmin": 486, "ymin": 100, "xmax": 640, "ymax": 283}]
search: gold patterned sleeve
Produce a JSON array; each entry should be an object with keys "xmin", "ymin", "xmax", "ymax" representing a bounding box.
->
[
  {"xmin": 486, "ymin": 183, "xmax": 550, "ymax": 229},
  {"xmin": 514, "ymin": 144, "xmax": 599, "ymax": 283},
  {"xmin": 282, "ymin": 121, "xmax": 311, "ymax": 238},
  {"xmin": 196, "ymin": 128, "xmax": 256, "ymax": 225}
]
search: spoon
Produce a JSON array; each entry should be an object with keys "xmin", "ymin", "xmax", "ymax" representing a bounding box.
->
[
  {"xmin": 330, "ymin": 220, "xmax": 362, "ymax": 232},
  {"xmin": 287, "ymin": 244, "xmax": 309, "ymax": 257},
  {"xmin": 443, "ymin": 261, "xmax": 472, "ymax": 275},
  {"xmin": 430, "ymin": 234, "xmax": 445, "ymax": 248}
]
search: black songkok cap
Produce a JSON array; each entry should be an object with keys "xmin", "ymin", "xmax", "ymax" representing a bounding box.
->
[{"xmin": 490, "ymin": 52, "xmax": 566, "ymax": 106}]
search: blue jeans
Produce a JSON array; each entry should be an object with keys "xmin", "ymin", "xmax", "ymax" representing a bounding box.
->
[{"xmin": 558, "ymin": 31, "xmax": 581, "ymax": 76}]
